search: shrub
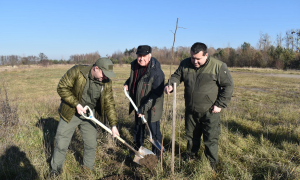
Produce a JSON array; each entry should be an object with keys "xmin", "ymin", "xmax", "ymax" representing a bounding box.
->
[{"xmin": 0, "ymin": 82, "xmax": 19, "ymax": 127}]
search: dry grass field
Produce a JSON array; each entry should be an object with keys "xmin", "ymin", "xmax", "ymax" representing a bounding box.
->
[{"xmin": 0, "ymin": 64, "xmax": 299, "ymax": 180}]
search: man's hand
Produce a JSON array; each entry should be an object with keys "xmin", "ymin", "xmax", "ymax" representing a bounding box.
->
[
  {"xmin": 137, "ymin": 113, "xmax": 144, "ymax": 118},
  {"xmin": 211, "ymin": 105, "xmax": 221, "ymax": 113},
  {"xmin": 76, "ymin": 104, "xmax": 87, "ymax": 115},
  {"xmin": 123, "ymin": 85, "xmax": 128, "ymax": 91},
  {"xmin": 164, "ymin": 85, "xmax": 173, "ymax": 95},
  {"xmin": 112, "ymin": 126, "xmax": 120, "ymax": 138}
]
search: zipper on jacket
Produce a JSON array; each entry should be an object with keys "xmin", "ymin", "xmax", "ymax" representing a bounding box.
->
[
  {"xmin": 191, "ymin": 65, "xmax": 206, "ymax": 112},
  {"xmin": 191, "ymin": 69, "xmax": 197, "ymax": 112}
]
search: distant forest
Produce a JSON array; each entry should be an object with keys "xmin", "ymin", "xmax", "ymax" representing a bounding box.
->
[{"xmin": 1, "ymin": 30, "xmax": 300, "ymax": 69}]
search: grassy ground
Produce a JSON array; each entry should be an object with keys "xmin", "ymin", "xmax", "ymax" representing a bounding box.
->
[
  {"xmin": 0, "ymin": 64, "xmax": 299, "ymax": 180},
  {"xmin": 230, "ymin": 67, "xmax": 300, "ymax": 75}
]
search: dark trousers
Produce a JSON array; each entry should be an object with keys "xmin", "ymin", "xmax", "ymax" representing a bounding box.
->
[
  {"xmin": 185, "ymin": 110, "xmax": 221, "ymax": 167},
  {"xmin": 133, "ymin": 113, "xmax": 162, "ymax": 155}
]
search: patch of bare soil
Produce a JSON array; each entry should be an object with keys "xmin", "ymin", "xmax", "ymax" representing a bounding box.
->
[
  {"xmin": 100, "ymin": 174, "xmax": 142, "ymax": 180},
  {"xmin": 139, "ymin": 154, "xmax": 157, "ymax": 170}
]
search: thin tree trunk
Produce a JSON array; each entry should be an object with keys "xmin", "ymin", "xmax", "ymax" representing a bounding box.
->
[{"xmin": 161, "ymin": 18, "xmax": 179, "ymax": 171}]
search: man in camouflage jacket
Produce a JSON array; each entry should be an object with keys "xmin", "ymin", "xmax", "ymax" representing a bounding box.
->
[{"xmin": 51, "ymin": 58, "xmax": 119, "ymax": 175}]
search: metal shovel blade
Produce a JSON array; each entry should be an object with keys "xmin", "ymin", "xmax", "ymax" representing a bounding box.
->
[
  {"xmin": 133, "ymin": 146, "xmax": 155, "ymax": 164},
  {"xmin": 147, "ymin": 138, "xmax": 165, "ymax": 153}
]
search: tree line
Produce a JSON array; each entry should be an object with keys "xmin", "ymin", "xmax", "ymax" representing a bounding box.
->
[
  {"xmin": 1, "ymin": 29, "xmax": 299, "ymax": 69},
  {"xmin": 110, "ymin": 30, "xmax": 300, "ymax": 69},
  {"xmin": 0, "ymin": 52, "xmax": 100, "ymax": 67},
  {"xmin": 0, "ymin": 53, "xmax": 68, "ymax": 67}
]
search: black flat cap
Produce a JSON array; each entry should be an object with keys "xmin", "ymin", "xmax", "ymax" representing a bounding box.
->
[{"xmin": 136, "ymin": 45, "xmax": 152, "ymax": 55}]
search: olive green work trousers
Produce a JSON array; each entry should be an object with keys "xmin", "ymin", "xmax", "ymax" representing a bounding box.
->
[
  {"xmin": 185, "ymin": 110, "xmax": 221, "ymax": 167},
  {"xmin": 51, "ymin": 113, "xmax": 97, "ymax": 171}
]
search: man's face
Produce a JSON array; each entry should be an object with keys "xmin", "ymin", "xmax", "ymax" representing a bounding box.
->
[
  {"xmin": 137, "ymin": 54, "xmax": 151, "ymax": 66},
  {"xmin": 190, "ymin": 51, "xmax": 208, "ymax": 68},
  {"xmin": 93, "ymin": 66, "xmax": 107, "ymax": 81}
]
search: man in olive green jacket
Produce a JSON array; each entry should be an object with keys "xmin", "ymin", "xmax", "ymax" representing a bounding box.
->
[
  {"xmin": 51, "ymin": 58, "xmax": 120, "ymax": 176},
  {"xmin": 165, "ymin": 42, "xmax": 234, "ymax": 169}
]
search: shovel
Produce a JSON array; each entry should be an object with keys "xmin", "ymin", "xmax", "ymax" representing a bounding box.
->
[
  {"xmin": 80, "ymin": 105, "xmax": 154, "ymax": 165},
  {"xmin": 124, "ymin": 88, "xmax": 165, "ymax": 152}
]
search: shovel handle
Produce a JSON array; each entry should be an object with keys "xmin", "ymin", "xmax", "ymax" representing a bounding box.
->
[
  {"xmin": 81, "ymin": 106, "xmax": 143, "ymax": 158},
  {"xmin": 124, "ymin": 87, "xmax": 156, "ymax": 142},
  {"xmin": 123, "ymin": 88, "xmax": 147, "ymax": 124},
  {"xmin": 124, "ymin": 88, "xmax": 165, "ymax": 152},
  {"xmin": 81, "ymin": 106, "xmax": 125, "ymax": 143}
]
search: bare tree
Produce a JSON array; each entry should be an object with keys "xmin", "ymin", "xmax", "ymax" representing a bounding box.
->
[
  {"xmin": 21, "ymin": 57, "xmax": 30, "ymax": 65},
  {"xmin": 111, "ymin": 50, "xmax": 123, "ymax": 65},
  {"xmin": 39, "ymin": 53, "xmax": 48, "ymax": 61},
  {"xmin": 39, "ymin": 53, "xmax": 49, "ymax": 67},
  {"xmin": 27, "ymin": 56, "xmax": 39, "ymax": 64},
  {"xmin": 276, "ymin": 32, "xmax": 283, "ymax": 47},
  {"xmin": 0, "ymin": 56, "xmax": 5, "ymax": 66},
  {"xmin": 258, "ymin": 32, "xmax": 272, "ymax": 51},
  {"xmin": 207, "ymin": 47, "xmax": 216, "ymax": 56},
  {"xmin": 257, "ymin": 32, "xmax": 272, "ymax": 66},
  {"xmin": 290, "ymin": 29, "xmax": 296, "ymax": 50},
  {"xmin": 69, "ymin": 51, "xmax": 101, "ymax": 64},
  {"xmin": 296, "ymin": 29, "xmax": 300, "ymax": 52},
  {"xmin": 291, "ymin": 29, "xmax": 300, "ymax": 52},
  {"xmin": 7, "ymin": 55, "xmax": 19, "ymax": 67},
  {"xmin": 285, "ymin": 30, "xmax": 293, "ymax": 49}
]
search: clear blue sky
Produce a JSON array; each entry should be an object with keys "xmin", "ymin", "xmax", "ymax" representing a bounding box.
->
[{"xmin": 0, "ymin": 0, "xmax": 299, "ymax": 60}]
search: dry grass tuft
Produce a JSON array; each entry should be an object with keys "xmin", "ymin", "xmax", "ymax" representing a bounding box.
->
[{"xmin": 0, "ymin": 82, "xmax": 19, "ymax": 127}]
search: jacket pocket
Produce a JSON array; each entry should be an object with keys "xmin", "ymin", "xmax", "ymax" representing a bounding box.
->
[
  {"xmin": 59, "ymin": 102, "xmax": 75, "ymax": 122},
  {"xmin": 205, "ymin": 95, "xmax": 214, "ymax": 104}
]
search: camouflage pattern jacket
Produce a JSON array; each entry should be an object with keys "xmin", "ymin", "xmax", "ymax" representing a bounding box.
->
[{"xmin": 57, "ymin": 65, "xmax": 117, "ymax": 126}]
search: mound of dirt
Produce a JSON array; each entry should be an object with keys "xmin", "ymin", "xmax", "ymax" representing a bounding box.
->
[
  {"xmin": 100, "ymin": 174, "xmax": 142, "ymax": 180},
  {"xmin": 139, "ymin": 154, "xmax": 157, "ymax": 170}
]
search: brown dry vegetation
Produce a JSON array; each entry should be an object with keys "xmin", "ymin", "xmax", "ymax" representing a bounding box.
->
[{"xmin": 0, "ymin": 64, "xmax": 299, "ymax": 180}]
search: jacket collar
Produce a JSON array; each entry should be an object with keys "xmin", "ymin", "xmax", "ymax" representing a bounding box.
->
[
  {"xmin": 80, "ymin": 65, "xmax": 93, "ymax": 79},
  {"xmin": 188, "ymin": 56, "xmax": 211, "ymax": 69},
  {"xmin": 80, "ymin": 65, "xmax": 110, "ymax": 84},
  {"xmin": 149, "ymin": 57, "xmax": 156, "ymax": 69},
  {"xmin": 131, "ymin": 57, "xmax": 158, "ymax": 71},
  {"xmin": 200, "ymin": 56, "xmax": 211, "ymax": 68}
]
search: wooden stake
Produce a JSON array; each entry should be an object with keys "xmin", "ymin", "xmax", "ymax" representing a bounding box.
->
[
  {"xmin": 179, "ymin": 115, "xmax": 181, "ymax": 168},
  {"xmin": 171, "ymin": 83, "xmax": 176, "ymax": 174}
]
